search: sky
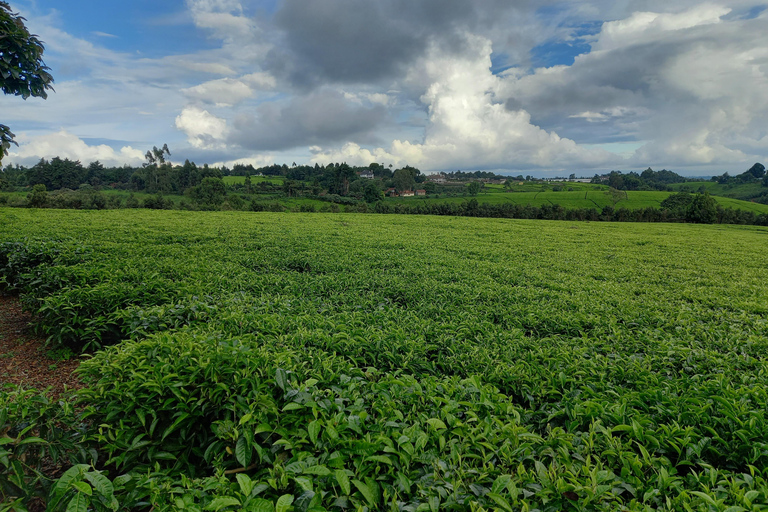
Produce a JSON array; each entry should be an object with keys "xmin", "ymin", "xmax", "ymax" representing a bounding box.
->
[{"xmin": 2, "ymin": 0, "xmax": 768, "ymax": 176}]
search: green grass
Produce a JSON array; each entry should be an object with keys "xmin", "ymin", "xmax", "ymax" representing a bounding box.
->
[
  {"xmin": 392, "ymin": 187, "xmax": 768, "ymax": 213},
  {"xmin": 223, "ymin": 175, "xmax": 285, "ymax": 185},
  {"xmin": 670, "ymin": 180, "xmax": 766, "ymax": 199}
]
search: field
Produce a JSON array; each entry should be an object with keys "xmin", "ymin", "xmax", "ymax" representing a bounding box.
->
[
  {"xmin": 4, "ymin": 180, "xmax": 768, "ymax": 217},
  {"xmin": 387, "ymin": 187, "xmax": 768, "ymax": 214},
  {"xmin": 1, "ymin": 208, "xmax": 768, "ymax": 510},
  {"xmin": 223, "ymin": 176, "xmax": 286, "ymax": 186},
  {"xmin": 669, "ymin": 181, "xmax": 767, "ymax": 205}
]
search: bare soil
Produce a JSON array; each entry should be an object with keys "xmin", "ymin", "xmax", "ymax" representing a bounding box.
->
[{"xmin": 0, "ymin": 294, "xmax": 82, "ymax": 398}]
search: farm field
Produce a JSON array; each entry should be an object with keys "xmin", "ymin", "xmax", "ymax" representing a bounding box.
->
[
  {"xmin": 1, "ymin": 208, "xmax": 768, "ymax": 510},
  {"xmin": 223, "ymin": 176, "xmax": 286, "ymax": 186},
  {"xmin": 386, "ymin": 188, "xmax": 768, "ymax": 214},
  {"xmin": 4, "ymin": 180, "xmax": 768, "ymax": 218},
  {"xmin": 669, "ymin": 180, "xmax": 762, "ymax": 197}
]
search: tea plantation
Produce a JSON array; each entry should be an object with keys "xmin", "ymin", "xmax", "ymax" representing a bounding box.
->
[{"xmin": 1, "ymin": 208, "xmax": 767, "ymax": 511}]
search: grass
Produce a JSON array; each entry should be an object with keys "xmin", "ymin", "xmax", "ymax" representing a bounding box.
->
[
  {"xmin": 389, "ymin": 187, "xmax": 768, "ymax": 213},
  {"xmin": 223, "ymin": 175, "xmax": 285, "ymax": 185}
]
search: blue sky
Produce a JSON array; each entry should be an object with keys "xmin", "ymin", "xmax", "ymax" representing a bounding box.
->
[
  {"xmin": 34, "ymin": 2, "xmax": 203, "ymax": 55},
  {"xmin": 2, "ymin": 0, "xmax": 768, "ymax": 176}
]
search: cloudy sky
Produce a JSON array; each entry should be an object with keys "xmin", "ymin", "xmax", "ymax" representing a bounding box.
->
[{"xmin": 2, "ymin": 0, "xmax": 767, "ymax": 176}]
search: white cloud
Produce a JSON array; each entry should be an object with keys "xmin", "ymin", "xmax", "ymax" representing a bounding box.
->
[
  {"xmin": 500, "ymin": 3, "xmax": 768, "ymax": 169},
  {"xmin": 175, "ymin": 106, "xmax": 228, "ymax": 149},
  {"xmin": 312, "ymin": 34, "xmax": 619, "ymax": 172},
  {"xmin": 594, "ymin": 5, "xmax": 731, "ymax": 51},
  {"xmin": 7, "ymin": 1, "xmax": 767, "ymax": 174},
  {"xmin": 182, "ymin": 72, "xmax": 276, "ymax": 106},
  {"xmin": 213, "ymin": 154, "xmax": 277, "ymax": 169},
  {"xmin": 183, "ymin": 79, "xmax": 255, "ymax": 106},
  {"xmin": 6, "ymin": 130, "xmax": 145, "ymax": 167}
]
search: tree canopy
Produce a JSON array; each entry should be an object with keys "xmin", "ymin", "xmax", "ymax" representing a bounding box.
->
[{"xmin": 1, "ymin": 2, "xmax": 54, "ymax": 161}]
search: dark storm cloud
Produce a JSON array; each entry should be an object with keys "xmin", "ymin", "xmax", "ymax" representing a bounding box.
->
[
  {"xmin": 268, "ymin": 0, "xmax": 529, "ymax": 87},
  {"xmin": 228, "ymin": 89, "xmax": 388, "ymax": 151}
]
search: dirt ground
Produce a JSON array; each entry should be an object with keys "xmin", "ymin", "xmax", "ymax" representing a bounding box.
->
[{"xmin": 0, "ymin": 294, "xmax": 82, "ymax": 398}]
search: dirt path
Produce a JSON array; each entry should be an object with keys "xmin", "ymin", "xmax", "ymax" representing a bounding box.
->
[{"xmin": 0, "ymin": 294, "xmax": 82, "ymax": 398}]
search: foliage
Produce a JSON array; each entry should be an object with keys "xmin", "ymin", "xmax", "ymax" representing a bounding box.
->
[
  {"xmin": 0, "ymin": 238, "xmax": 64, "ymax": 293},
  {"xmin": 190, "ymin": 177, "xmax": 227, "ymax": 208},
  {"xmin": 25, "ymin": 183, "xmax": 46, "ymax": 208},
  {"xmin": 2, "ymin": 210, "xmax": 768, "ymax": 509},
  {"xmin": 592, "ymin": 169, "xmax": 688, "ymax": 191},
  {"xmin": 685, "ymin": 192, "xmax": 717, "ymax": 224},
  {"xmin": 26, "ymin": 158, "xmax": 88, "ymax": 191},
  {"xmin": 466, "ymin": 181, "xmax": 482, "ymax": 196},
  {"xmin": 362, "ymin": 180, "xmax": 382, "ymax": 203},
  {"xmin": 0, "ymin": 1, "xmax": 54, "ymax": 162},
  {"xmin": 0, "ymin": 386, "xmax": 82, "ymax": 507},
  {"xmin": 392, "ymin": 167, "xmax": 416, "ymax": 193}
]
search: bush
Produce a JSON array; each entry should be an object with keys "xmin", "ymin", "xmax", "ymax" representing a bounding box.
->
[
  {"xmin": 33, "ymin": 276, "xmax": 179, "ymax": 352},
  {"xmin": 0, "ymin": 387, "xmax": 82, "ymax": 507},
  {"xmin": 298, "ymin": 203, "xmax": 316, "ymax": 212},
  {"xmin": 75, "ymin": 332, "xmax": 572, "ymax": 512},
  {"xmin": 26, "ymin": 184, "xmax": 48, "ymax": 208},
  {"xmin": 0, "ymin": 239, "xmax": 62, "ymax": 293}
]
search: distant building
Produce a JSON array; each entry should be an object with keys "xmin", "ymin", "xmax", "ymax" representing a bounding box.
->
[
  {"xmin": 427, "ymin": 173, "xmax": 447, "ymax": 183},
  {"xmin": 401, "ymin": 190, "xmax": 415, "ymax": 197},
  {"xmin": 415, "ymin": 189, "xmax": 427, "ymax": 196},
  {"xmin": 358, "ymin": 170, "xmax": 375, "ymax": 179},
  {"xmin": 386, "ymin": 188, "xmax": 397, "ymax": 197}
]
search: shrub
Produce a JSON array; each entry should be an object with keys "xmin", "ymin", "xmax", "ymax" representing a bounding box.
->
[
  {"xmin": 0, "ymin": 239, "xmax": 61, "ymax": 293},
  {"xmin": 0, "ymin": 387, "xmax": 82, "ymax": 507}
]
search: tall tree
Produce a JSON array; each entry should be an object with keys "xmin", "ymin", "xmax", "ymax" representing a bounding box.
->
[
  {"xmin": 1, "ymin": 2, "xmax": 54, "ymax": 162},
  {"xmin": 392, "ymin": 167, "xmax": 415, "ymax": 193}
]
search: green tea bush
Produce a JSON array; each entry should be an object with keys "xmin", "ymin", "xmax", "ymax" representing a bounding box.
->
[
  {"xmin": 0, "ymin": 240, "xmax": 61, "ymax": 293},
  {"xmin": 45, "ymin": 463, "xmax": 151, "ymax": 512},
  {"xmin": 2, "ymin": 210, "xmax": 768, "ymax": 510},
  {"xmin": 33, "ymin": 277, "xmax": 179, "ymax": 351},
  {"xmin": 0, "ymin": 387, "xmax": 83, "ymax": 507},
  {"xmin": 76, "ymin": 331, "xmax": 354, "ymax": 476},
  {"xmin": 77, "ymin": 333, "xmax": 768, "ymax": 511}
]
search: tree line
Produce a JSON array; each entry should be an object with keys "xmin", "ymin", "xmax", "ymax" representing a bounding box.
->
[
  {"xmin": 10, "ymin": 183, "xmax": 768, "ymax": 227},
  {"xmin": 591, "ymin": 168, "xmax": 690, "ymax": 191}
]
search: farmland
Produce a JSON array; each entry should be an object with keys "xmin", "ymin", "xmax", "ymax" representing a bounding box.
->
[{"xmin": 2, "ymin": 208, "xmax": 768, "ymax": 511}]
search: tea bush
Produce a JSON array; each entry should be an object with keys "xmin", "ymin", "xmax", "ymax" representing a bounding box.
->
[
  {"xmin": 0, "ymin": 387, "xmax": 83, "ymax": 507},
  {"xmin": 1, "ymin": 209, "xmax": 768, "ymax": 510}
]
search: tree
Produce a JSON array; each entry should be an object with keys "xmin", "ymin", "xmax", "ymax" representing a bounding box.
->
[
  {"xmin": 607, "ymin": 187, "xmax": 626, "ymax": 206},
  {"xmin": 189, "ymin": 177, "xmax": 226, "ymax": 208},
  {"xmin": 333, "ymin": 164, "xmax": 355, "ymax": 196},
  {"xmin": 1, "ymin": 2, "xmax": 54, "ymax": 162},
  {"xmin": 27, "ymin": 156, "xmax": 87, "ymax": 190},
  {"xmin": 660, "ymin": 191, "xmax": 693, "ymax": 219},
  {"xmin": 144, "ymin": 144, "xmax": 170, "ymax": 166},
  {"xmin": 26, "ymin": 183, "xmax": 46, "ymax": 207},
  {"xmin": 392, "ymin": 167, "xmax": 415, "ymax": 193},
  {"xmin": 244, "ymin": 174, "xmax": 253, "ymax": 194},
  {"xmin": 363, "ymin": 180, "xmax": 382, "ymax": 203},
  {"xmin": 746, "ymin": 163, "xmax": 765, "ymax": 179},
  {"xmin": 143, "ymin": 144, "xmax": 172, "ymax": 193},
  {"xmin": 686, "ymin": 192, "xmax": 717, "ymax": 224},
  {"xmin": 467, "ymin": 181, "xmax": 482, "ymax": 196}
]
